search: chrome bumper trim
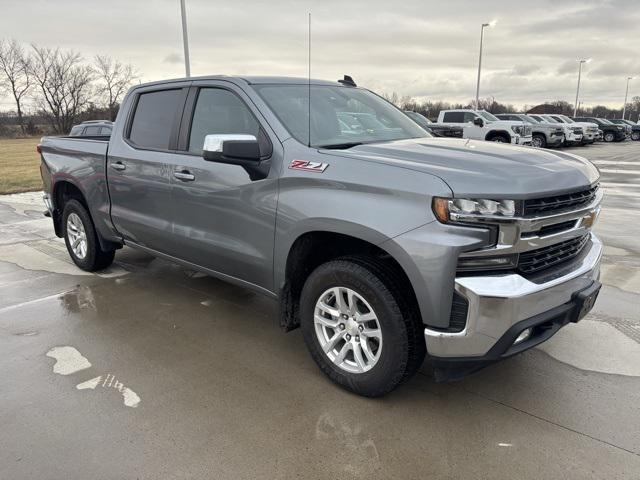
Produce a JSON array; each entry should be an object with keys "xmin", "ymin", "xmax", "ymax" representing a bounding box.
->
[{"xmin": 424, "ymin": 233, "xmax": 602, "ymax": 358}]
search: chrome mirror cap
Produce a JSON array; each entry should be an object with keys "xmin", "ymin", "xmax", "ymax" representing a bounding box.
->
[{"xmin": 203, "ymin": 134, "xmax": 257, "ymax": 153}]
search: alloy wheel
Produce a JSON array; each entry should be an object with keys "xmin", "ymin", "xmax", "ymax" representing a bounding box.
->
[
  {"xmin": 66, "ymin": 212, "xmax": 88, "ymax": 259},
  {"xmin": 313, "ymin": 286, "xmax": 382, "ymax": 374}
]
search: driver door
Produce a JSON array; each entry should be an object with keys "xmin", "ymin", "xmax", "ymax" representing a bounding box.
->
[
  {"xmin": 164, "ymin": 82, "xmax": 280, "ymax": 292},
  {"xmin": 464, "ymin": 112, "xmax": 484, "ymax": 140}
]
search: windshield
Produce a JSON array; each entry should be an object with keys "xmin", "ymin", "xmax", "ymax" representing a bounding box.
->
[
  {"xmin": 543, "ymin": 116, "xmax": 561, "ymax": 124},
  {"xmin": 558, "ymin": 115, "xmax": 575, "ymax": 123},
  {"xmin": 477, "ymin": 111, "xmax": 500, "ymax": 122},
  {"xmin": 404, "ymin": 111, "xmax": 432, "ymax": 129},
  {"xmin": 520, "ymin": 115, "xmax": 537, "ymax": 124},
  {"xmin": 599, "ymin": 118, "xmax": 614, "ymax": 125},
  {"xmin": 254, "ymin": 85, "xmax": 430, "ymax": 148}
]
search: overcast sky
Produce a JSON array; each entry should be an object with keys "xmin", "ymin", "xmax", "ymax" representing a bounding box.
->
[{"xmin": 1, "ymin": 0, "xmax": 638, "ymax": 109}]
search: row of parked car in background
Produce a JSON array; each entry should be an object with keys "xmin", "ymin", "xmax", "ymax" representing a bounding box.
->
[
  {"xmin": 404, "ymin": 108, "xmax": 640, "ymax": 148},
  {"xmin": 69, "ymin": 106, "xmax": 638, "ymax": 153}
]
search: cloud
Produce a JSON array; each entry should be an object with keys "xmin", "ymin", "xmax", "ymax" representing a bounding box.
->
[
  {"xmin": 0, "ymin": 0, "xmax": 638, "ymax": 108},
  {"xmin": 163, "ymin": 52, "xmax": 183, "ymax": 64}
]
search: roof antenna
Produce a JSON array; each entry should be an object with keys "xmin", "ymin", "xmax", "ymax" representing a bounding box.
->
[
  {"xmin": 338, "ymin": 75, "xmax": 357, "ymax": 87},
  {"xmin": 307, "ymin": 12, "xmax": 311, "ymax": 148}
]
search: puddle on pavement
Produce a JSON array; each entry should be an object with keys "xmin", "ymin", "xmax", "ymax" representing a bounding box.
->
[
  {"xmin": 46, "ymin": 344, "xmax": 141, "ymax": 408},
  {"xmin": 77, "ymin": 374, "xmax": 141, "ymax": 408},
  {"xmin": 46, "ymin": 346, "xmax": 92, "ymax": 375}
]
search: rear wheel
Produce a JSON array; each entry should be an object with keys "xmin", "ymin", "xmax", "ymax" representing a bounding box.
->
[
  {"xmin": 62, "ymin": 199, "xmax": 115, "ymax": 271},
  {"xmin": 531, "ymin": 134, "xmax": 546, "ymax": 148},
  {"xmin": 300, "ymin": 258, "xmax": 425, "ymax": 397}
]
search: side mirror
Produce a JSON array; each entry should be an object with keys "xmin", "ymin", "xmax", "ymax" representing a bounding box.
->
[
  {"xmin": 202, "ymin": 134, "xmax": 261, "ymax": 162},
  {"xmin": 473, "ymin": 117, "xmax": 484, "ymax": 127},
  {"xmin": 202, "ymin": 133, "xmax": 270, "ymax": 181}
]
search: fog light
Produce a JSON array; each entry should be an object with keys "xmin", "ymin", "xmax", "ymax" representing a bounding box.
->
[{"xmin": 514, "ymin": 328, "xmax": 532, "ymax": 345}]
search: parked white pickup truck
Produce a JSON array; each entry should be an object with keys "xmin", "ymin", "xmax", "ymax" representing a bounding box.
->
[{"xmin": 436, "ymin": 109, "xmax": 533, "ymax": 145}]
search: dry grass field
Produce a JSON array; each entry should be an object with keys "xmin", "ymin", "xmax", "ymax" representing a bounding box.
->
[{"xmin": 0, "ymin": 137, "xmax": 43, "ymax": 194}]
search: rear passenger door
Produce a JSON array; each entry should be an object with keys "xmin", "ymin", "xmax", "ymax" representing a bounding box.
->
[
  {"xmin": 107, "ymin": 82, "xmax": 190, "ymax": 252},
  {"xmin": 165, "ymin": 81, "xmax": 280, "ymax": 292}
]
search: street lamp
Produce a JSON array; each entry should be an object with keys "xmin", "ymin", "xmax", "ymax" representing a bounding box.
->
[
  {"xmin": 573, "ymin": 58, "xmax": 591, "ymax": 117},
  {"xmin": 475, "ymin": 20, "xmax": 497, "ymax": 110},
  {"xmin": 180, "ymin": 0, "xmax": 191, "ymax": 77},
  {"xmin": 622, "ymin": 76, "xmax": 633, "ymax": 119}
]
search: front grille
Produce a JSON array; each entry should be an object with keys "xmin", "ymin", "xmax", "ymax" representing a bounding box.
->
[
  {"xmin": 522, "ymin": 219, "xmax": 577, "ymax": 238},
  {"xmin": 518, "ymin": 234, "xmax": 589, "ymax": 275},
  {"xmin": 571, "ymin": 127, "xmax": 583, "ymax": 134},
  {"xmin": 524, "ymin": 126, "xmax": 532, "ymax": 136},
  {"xmin": 523, "ymin": 185, "xmax": 598, "ymax": 216}
]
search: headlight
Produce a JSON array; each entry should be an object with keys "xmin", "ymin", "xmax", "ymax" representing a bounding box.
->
[
  {"xmin": 616, "ymin": 126, "xmax": 623, "ymax": 130},
  {"xmin": 511, "ymin": 125, "xmax": 523, "ymax": 135},
  {"xmin": 433, "ymin": 197, "xmax": 516, "ymax": 223}
]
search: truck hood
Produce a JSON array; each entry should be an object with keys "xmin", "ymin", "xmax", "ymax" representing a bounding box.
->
[
  {"xmin": 570, "ymin": 122, "xmax": 598, "ymax": 129},
  {"xmin": 325, "ymin": 137, "xmax": 599, "ymax": 198}
]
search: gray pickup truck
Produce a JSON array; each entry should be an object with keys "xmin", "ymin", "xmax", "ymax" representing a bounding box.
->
[{"xmin": 39, "ymin": 76, "xmax": 603, "ymax": 397}]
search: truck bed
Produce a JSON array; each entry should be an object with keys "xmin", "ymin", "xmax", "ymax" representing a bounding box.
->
[{"xmin": 39, "ymin": 135, "xmax": 114, "ymax": 243}]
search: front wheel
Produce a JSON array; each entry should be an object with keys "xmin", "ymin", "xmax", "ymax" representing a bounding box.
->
[
  {"xmin": 531, "ymin": 134, "xmax": 546, "ymax": 148},
  {"xmin": 300, "ymin": 258, "xmax": 425, "ymax": 397},
  {"xmin": 490, "ymin": 134, "xmax": 509, "ymax": 143},
  {"xmin": 62, "ymin": 199, "xmax": 115, "ymax": 271},
  {"xmin": 604, "ymin": 132, "xmax": 615, "ymax": 142},
  {"xmin": 631, "ymin": 131, "xmax": 640, "ymax": 141}
]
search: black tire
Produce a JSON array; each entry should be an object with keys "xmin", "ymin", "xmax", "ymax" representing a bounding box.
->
[
  {"xmin": 62, "ymin": 199, "xmax": 115, "ymax": 271},
  {"xmin": 532, "ymin": 134, "xmax": 546, "ymax": 148},
  {"xmin": 603, "ymin": 131, "xmax": 615, "ymax": 143},
  {"xmin": 489, "ymin": 134, "xmax": 509, "ymax": 143},
  {"xmin": 632, "ymin": 131, "xmax": 640, "ymax": 141},
  {"xmin": 300, "ymin": 257, "xmax": 426, "ymax": 397}
]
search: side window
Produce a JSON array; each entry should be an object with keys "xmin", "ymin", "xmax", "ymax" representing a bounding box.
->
[
  {"xmin": 188, "ymin": 88, "xmax": 260, "ymax": 154},
  {"xmin": 442, "ymin": 112, "xmax": 464, "ymax": 123},
  {"xmin": 84, "ymin": 126, "xmax": 101, "ymax": 135},
  {"xmin": 100, "ymin": 126, "xmax": 112, "ymax": 135},
  {"xmin": 129, "ymin": 89, "xmax": 184, "ymax": 150},
  {"xmin": 69, "ymin": 126, "xmax": 82, "ymax": 136},
  {"xmin": 463, "ymin": 112, "xmax": 476, "ymax": 123}
]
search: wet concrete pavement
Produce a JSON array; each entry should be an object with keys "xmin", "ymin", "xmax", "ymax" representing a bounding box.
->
[{"xmin": 1, "ymin": 142, "xmax": 639, "ymax": 479}]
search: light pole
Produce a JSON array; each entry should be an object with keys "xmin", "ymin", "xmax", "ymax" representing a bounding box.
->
[
  {"xmin": 475, "ymin": 20, "xmax": 496, "ymax": 110},
  {"xmin": 573, "ymin": 58, "xmax": 591, "ymax": 117},
  {"xmin": 180, "ymin": 0, "xmax": 191, "ymax": 77},
  {"xmin": 622, "ymin": 76, "xmax": 633, "ymax": 119}
]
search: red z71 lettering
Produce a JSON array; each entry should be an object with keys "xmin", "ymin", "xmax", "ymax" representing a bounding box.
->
[{"xmin": 289, "ymin": 160, "xmax": 329, "ymax": 173}]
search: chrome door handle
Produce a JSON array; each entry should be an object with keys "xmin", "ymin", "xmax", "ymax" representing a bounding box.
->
[
  {"xmin": 174, "ymin": 170, "xmax": 195, "ymax": 181},
  {"xmin": 110, "ymin": 162, "xmax": 126, "ymax": 171}
]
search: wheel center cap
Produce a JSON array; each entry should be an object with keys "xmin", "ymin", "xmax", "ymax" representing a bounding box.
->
[{"xmin": 346, "ymin": 318, "xmax": 358, "ymax": 336}]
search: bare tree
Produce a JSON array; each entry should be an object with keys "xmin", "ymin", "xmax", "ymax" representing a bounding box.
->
[
  {"xmin": 94, "ymin": 55, "xmax": 136, "ymax": 121},
  {"xmin": 29, "ymin": 45, "xmax": 94, "ymax": 134},
  {"xmin": 0, "ymin": 39, "xmax": 32, "ymax": 134}
]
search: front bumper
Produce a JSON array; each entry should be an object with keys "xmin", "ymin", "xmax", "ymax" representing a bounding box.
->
[
  {"xmin": 548, "ymin": 133, "xmax": 565, "ymax": 146},
  {"xmin": 565, "ymin": 131, "xmax": 583, "ymax": 143},
  {"xmin": 426, "ymin": 233, "xmax": 602, "ymax": 378},
  {"xmin": 513, "ymin": 134, "xmax": 533, "ymax": 145}
]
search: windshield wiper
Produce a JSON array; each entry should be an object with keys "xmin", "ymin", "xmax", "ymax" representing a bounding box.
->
[{"xmin": 316, "ymin": 142, "xmax": 364, "ymax": 150}]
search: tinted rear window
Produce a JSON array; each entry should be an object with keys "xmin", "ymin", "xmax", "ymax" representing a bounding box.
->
[
  {"xmin": 84, "ymin": 126, "xmax": 101, "ymax": 135},
  {"xmin": 442, "ymin": 112, "xmax": 465, "ymax": 122},
  {"xmin": 129, "ymin": 89, "xmax": 183, "ymax": 149}
]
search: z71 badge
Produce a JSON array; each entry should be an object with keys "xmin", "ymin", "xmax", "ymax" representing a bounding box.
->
[{"xmin": 289, "ymin": 160, "xmax": 329, "ymax": 173}]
